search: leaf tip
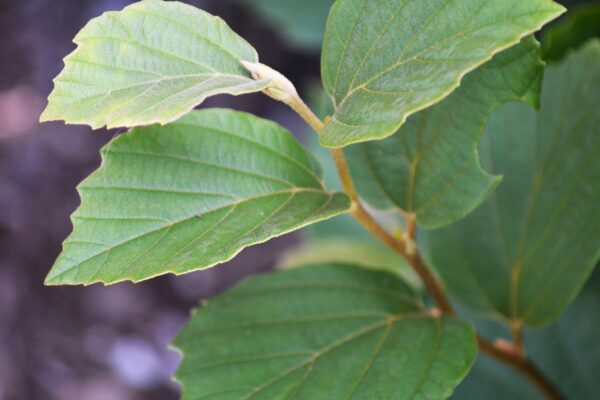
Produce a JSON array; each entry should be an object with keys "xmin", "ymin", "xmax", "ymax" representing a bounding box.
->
[
  {"xmin": 38, "ymin": 106, "xmax": 55, "ymax": 124},
  {"xmin": 43, "ymin": 272, "xmax": 62, "ymax": 286}
]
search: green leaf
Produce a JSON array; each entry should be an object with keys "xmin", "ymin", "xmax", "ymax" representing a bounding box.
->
[
  {"xmin": 45, "ymin": 109, "xmax": 350, "ymax": 285},
  {"xmin": 346, "ymin": 37, "xmax": 544, "ymax": 228},
  {"xmin": 427, "ymin": 41, "xmax": 600, "ymax": 327},
  {"xmin": 453, "ymin": 270, "xmax": 600, "ymax": 399},
  {"xmin": 320, "ymin": 0, "xmax": 565, "ymax": 147},
  {"xmin": 542, "ymin": 2, "xmax": 600, "ymax": 62},
  {"xmin": 173, "ymin": 264, "xmax": 477, "ymax": 400},
  {"xmin": 277, "ymin": 238, "xmax": 420, "ymax": 288},
  {"xmin": 40, "ymin": 0, "xmax": 268, "ymax": 129}
]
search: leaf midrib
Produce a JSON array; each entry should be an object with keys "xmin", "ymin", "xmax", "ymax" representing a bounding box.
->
[{"xmin": 510, "ymin": 99, "xmax": 599, "ymax": 321}]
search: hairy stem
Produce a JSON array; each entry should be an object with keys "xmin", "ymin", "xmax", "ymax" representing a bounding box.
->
[{"xmin": 286, "ymin": 93, "xmax": 563, "ymax": 400}]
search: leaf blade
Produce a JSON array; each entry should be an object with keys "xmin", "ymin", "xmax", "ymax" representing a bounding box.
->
[
  {"xmin": 173, "ymin": 264, "xmax": 477, "ymax": 400},
  {"xmin": 40, "ymin": 0, "xmax": 268, "ymax": 129},
  {"xmin": 427, "ymin": 41, "xmax": 600, "ymax": 326},
  {"xmin": 45, "ymin": 109, "xmax": 350, "ymax": 286},
  {"xmin": 347, "ymin": 37, "xmax": 545, "ymax": 228},
  {"xmin": 320, "ymin": 0, "xmax": 565, "ymax": 147}
]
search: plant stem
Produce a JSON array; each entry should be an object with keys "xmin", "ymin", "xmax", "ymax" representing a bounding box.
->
[
  {"xmin": 330, "ymin": 148, "xmax": 454, "ymax": 314},
  {"xmin": 288, "ymin": 96, "xmax": 451, "ymax": 312},
  {"xmin": 287, "ymin": 94, "xmax": 325, "ymax": 134},
  {"xmin": 478, "ymin": 336, "xmax": 565, "ymax": 400},
  {"xmin": 286, "ymin": 93, "xmax": 563, "ymax": 400},
  {"xmin": 512, "ymin": 321, "xmax": 525, "ymax": 353}
]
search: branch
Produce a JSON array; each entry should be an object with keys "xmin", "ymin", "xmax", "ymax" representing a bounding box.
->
[
  {"xmin": 330, "ymin": 148, "xmax": 454, "ymax": 315},
  {"xmin": 478, "ymin": 336, "xmax": 566, "ymax": 400},
  {"xmin": 282, "ymin": 92, "xmax": 563, "ymax": 400}
]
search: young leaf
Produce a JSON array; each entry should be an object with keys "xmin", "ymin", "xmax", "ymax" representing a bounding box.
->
[
  {"xmin": 346, "ymin": 37, "xmax": 544, "ymax": 229},
  {"xmin": 40, "ymin": 0, "xmax": 268, "ymax": 129},
  {"xmin": 173, "ymin": 264, "xmax": 477, "ymax": 400},
  {"xmin": 320, "ymin": 0, "xmax": 565, "ymax": 147},
  {"xmin": 427, "ymin": 41, "xmax": 600, "ymax": 327},
  {"xmin": 45, "ymin": 109, "xmax": 350, "ymax": 285}
]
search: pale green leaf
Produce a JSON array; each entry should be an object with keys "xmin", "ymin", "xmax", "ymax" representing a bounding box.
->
[
  {"xmin": 45, "ymin": 109, "xmax": 350, "ymax": 285},
  {"xmin": 346, "ymin": 37, "xmax": 544, "ymax": 228},
  {"xmin": 427, "ymin": 41, "xmax": 600, "ymax": 327},
  {"xmin": 277, "ymin": 238, "xmax": 420, "ymax": 288},
  {"xmin": 320, "ymin": 0, "xmax": 565, "ymax": 147},
  {"xmin": 40, "ymin": 0, "xmax": 268, "ymax": 129},
  {"xmin": 173, "ymin": 264, "xmax": 477, "ymax": 400}
]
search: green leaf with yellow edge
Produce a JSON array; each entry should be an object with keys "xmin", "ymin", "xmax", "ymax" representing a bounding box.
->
[
  {"xmin": 346, "ymin": 37, "xmax": 544, "ymax": 229},
  {"xmin": 173, "ymin": 264, "xmax": 477, "ymax": 400},
  {"xmin": 320, "ymin": 0, "xmax": 565, "ymax": 147},
  {"xmin": 45, "ymin": 109, "xmax": 349, "ymax": 285},
  {"xmin": 40, "ymin": 0, "xmax": 268, "ymax": 129},
  {"xmin": 427, "ymin": 41, "xmax": 600, "ymax": 327}
]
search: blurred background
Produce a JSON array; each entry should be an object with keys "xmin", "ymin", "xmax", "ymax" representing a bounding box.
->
[{"xmin": 0, "ymin": 0, "xmax": 597, "ymax": 399}]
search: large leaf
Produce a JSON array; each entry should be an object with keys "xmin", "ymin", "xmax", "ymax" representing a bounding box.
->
[
  {"xmin": 40, "ymin": 0, "xmax": 268, "ymax": 129},
  {"xmin": 45, "ymin": 109, "xmax": 350, "ymax": 285},
  {"xmin": 320, "ymin": 0, "xmax": 565, "ymax": 147},
  {"xmin": 427, "ymin": 41, "xmax": 600, "ymax": 327},
  {"xmin": 346, "ymin": 37, "xmax": 544, "ymax": 229},
  {"xmin": 173, "ymin": 264, "xmax": 477, "ymax": 400},
  {"xmin": 453, "ymin": 269, "xmax": 600, "ymax": 400}
]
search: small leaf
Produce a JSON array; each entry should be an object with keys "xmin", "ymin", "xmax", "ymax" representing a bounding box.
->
[
  {"xmin": 40, "ymin": 0, "xmax": 268, "ymax": 129},
  {"xmin": 320, "ymin": 0, "xmax": 565, "ymax": 147},
  {"xmin": 346, "ymin": 37, "xmax": 544, "ymax": 228},
  {"xmin": 427, "ymin": 41, "xmax": 600, "ymax": 327},
  {"xmin": 173, "ymin": 264, "xmax": 477, "ymax": 400},
  {"xmin": 45, "ymin": 109, "xmax": 350, "ymax": 285}
]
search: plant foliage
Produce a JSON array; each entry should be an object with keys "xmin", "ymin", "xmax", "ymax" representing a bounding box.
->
[{"xmin": 40, "ymin": 0, "xmax": 599, "ymax": 399}]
